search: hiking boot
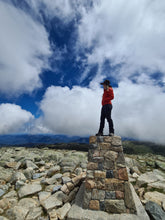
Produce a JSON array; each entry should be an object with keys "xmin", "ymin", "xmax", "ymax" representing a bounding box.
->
[
  {"xmin": 109, "ymin": 133, "xmax": 114, "ymax": 136},
  {"xmin": 96, "ymin": 132, "xmax": 103, "ymax": 136}
]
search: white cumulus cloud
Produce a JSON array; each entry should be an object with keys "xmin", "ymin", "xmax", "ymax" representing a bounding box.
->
[
  {"xmin": 0, "ymin": 103, "xmax": 34, "ymax": 134},
  {"xmin": 39, "ymin": 85, "xmax": 102, "ymax": 136},
  {"xmin": 78, "ymin": 0, "xmax": 165, "ymax": 82},
  {"xmin": 38, "ymin": 82, "xmax": 165, "ymax": 144},
  {"xmin": 0, "ymin": 1, "xmax": 51, "ymax": 95},
  {"xmin": 113, "ymin": 80, "xmax": 165, "ymax": 144}
]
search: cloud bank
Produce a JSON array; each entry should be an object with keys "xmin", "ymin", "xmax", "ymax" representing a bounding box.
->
[
  {"xmin": 38, "ymin": 82, "xmax": 165, "ymax": 144},
  {"xmin": 0, "ymin": 103, "xmax": 34, "ymax": 134},
  {"xmin": 39, "ymin": 85, "xmax": 102, "ymax": 136},
  {"xmin": 0, "ymin": 1, "xmax": 51, "ymax": 95},
  {"xmin": 113, "ymin": 80, "xmax": 165, "ymax": 143}
]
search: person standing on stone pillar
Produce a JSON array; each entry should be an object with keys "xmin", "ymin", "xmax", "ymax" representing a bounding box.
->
[{"xmin": 96, "ymin": 79, "xmax": 114, "ymax": 136}]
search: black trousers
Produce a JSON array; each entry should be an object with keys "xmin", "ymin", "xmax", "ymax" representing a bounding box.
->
[{"xmin": 99, "ymin": 104, "xmax": 114, "ymax": 134}]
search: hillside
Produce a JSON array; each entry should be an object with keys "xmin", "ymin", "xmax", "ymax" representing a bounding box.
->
[{"xmin": 123, "ymin": 140, "xmax": 165, "ymax": 156}]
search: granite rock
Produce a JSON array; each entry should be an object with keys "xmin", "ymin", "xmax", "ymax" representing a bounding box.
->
[{"xmin": 145, "ymin": 201, "xmax": 165, "ymax": 220}]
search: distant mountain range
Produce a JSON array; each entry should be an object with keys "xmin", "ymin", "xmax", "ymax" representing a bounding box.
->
[
  {"xmin": 0, "ymin": 134, "xmax": 89, "ymax": 146},
  {"xmin": 0, "ymin": 134, "xmax": 164, "ymax": 156}
]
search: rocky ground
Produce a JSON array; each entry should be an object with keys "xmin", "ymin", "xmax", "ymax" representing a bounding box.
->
[{"xmin": 0, "ymin": 146, "xmax": 164, "ymax": 220}]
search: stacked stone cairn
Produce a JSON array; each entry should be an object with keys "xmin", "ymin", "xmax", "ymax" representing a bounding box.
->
[{"xmin": 83, "ymin": 135, "xmax": 137, "ymax": 214}]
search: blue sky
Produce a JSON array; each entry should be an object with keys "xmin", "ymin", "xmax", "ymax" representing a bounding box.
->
[{"xmin": 0, "ymin": 0, "xmax": 165, "ymax": 143}]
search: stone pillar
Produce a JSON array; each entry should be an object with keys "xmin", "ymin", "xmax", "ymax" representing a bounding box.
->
[{"xmin": 83, "ymin": 135, "xmax": 136, "ymax": 214}]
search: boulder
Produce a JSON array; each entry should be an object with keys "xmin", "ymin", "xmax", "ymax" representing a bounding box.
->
[
  {"xmin": 162, "ymin": 200, "xmax": 165, "ymax": 211},
  {"xmin": 47, "ymin": 165, "xmax": 61, "ymax": 177},
  {"xmin": 63, "ymin": 187, "xmax": 79, "ymax": 203},
  {"xmin": 38, "ymin": 191, "xmax": 51, "ymax": 203},
  {"xmin": 144, "ymin": 191, "xmax": 165, "ymax": 206},
  {"xmin": 125, "ymin": 157, "xmax": 139, "ymax": 168},
  {"xmin": 0, "ymin": 198, "xmax": 10, "ymax": 210},
  {"xmin": 56, "ymin": 202, "xmax": 71, "ymax": 219},
  {"xmin": 62, "ymin": 176, "xmax": 71, "ymax": 184},
  {"xmin": 33, "ymin": 173, "xmax": 46, "ymax": 180},
  {"xmin": 48, "ymin": 209, "xmax": 58, "ymax": 220},
  {"xmin": 0, "ymin": 189, "xmax": 5, "ymax": 198},
  {"xmin": 75, "ymin": 167, "xmax": 83, "ymax": 176},
  {"xmin": 26, "ymin": 207, "xmax": 43, "ymax": 220},
  {"xmin": 105, "ymin": 199, "xmax": 127, "ymax": 213},
  {"xmin": 5, "ymin": 206, "xmax": 29, "ymax": 220},
  {"xmin": 148, "ymin": 181, "xmax": 165, "ymax": 193},
  {"xmin": 42, "ymin": 173, "xmax": 62, "ymax": 185},
  {"xmin": 155, "ymin": 161, "xmax": 165, "ymax": 171},
  {"xmin": 145, "ymin": 201, "xmax": 165, "ymax": 220},
  {"xmin": 137, "ymin": 170, "xmax": 164, "ymax": 186},
  {"xmin": 15, "ymin": 180, "xmax": 25, "ymax": 190},
  {"xmin": 0, "ymin": 167, "xmax": 13, "ymax": 182},
  {"xmin": 23, "ymin": 167, "xmax": 34, "ymax": 180},
  {"xmin": 5, "ymin": 162, "xmax": 18, "ymax": 169},
  {"xmin": 10, "ymin": 172, "xmax": 26, "ymax": 184},
  {"xmin": 18, "ymin": 183, "xmax": 42, "ymax": 198},
  {"xmin": 52, "ymin": 185, "xmax": 62, "ymax": 193},
  {"xmin": 18, "ymin": 198, "xmax": 39, "ymax": 209},
  {"xmin": 3, "ymin": 190, "xmax": 17, "ymax": 199},
  {"xmin": 41, "ymin": 191, "xmax": 65, "ymax": 211}
]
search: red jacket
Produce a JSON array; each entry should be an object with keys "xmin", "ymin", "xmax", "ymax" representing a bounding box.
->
[{"xmin": 102, "ymin": 87, "xmax": 114, "ymax": 106}]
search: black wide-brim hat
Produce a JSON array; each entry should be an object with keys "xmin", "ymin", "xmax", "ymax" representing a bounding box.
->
[{"xmin": 100, "ymin": 80, "xmax": 110, "ymax": 86}]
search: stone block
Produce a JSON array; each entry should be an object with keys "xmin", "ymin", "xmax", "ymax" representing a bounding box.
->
[
  {"xmin": 109, "ymin": 146, "xmax": 123, "ymax": 152},
  {"xmin": 66, "ymin": 182, "xmax": 74, "ymax": 191},
  {"xmin": 105, "ymin": 179, "xmax": 114, "ymax": 191},
  {"xmin": 116, "ymin": 191, "xmax": 124, "ymax": 199},
  {"xmin": 96, "ymin": 136, "xmax": 104, "ymax": 142},
  {"xmin": 85, "ymin": 180, "xmax": 96, "ymax": 189},
  {"xmin": 104, "ymin": 159, "xmax": 115, "ymax": 169},
  {"xmin": 71, "ymin": 175, "xmax": 82, "ymax": 185},
  {"xmin": 105, "ymin": 179, "xmax": 124, "ymax": 191},
  {"xmin": 111, "ymin": 136, "xmax": 122, "ymax": 146},
  {"xmin": 117, "ymin": 164, "xmax": 126, "ymax": 169},
  {"xmin": 118, "ymin": 168, "xmax": 128, "ymax": 180},
  {"xmin": 90, "ymin": 144, "xmax": 98, "ymax": 149},
  {"xmin": 100, "ymin": 200, "xmax": 105, "ymax": 211},
  {"xmin": 89, "ymin": 136, "xmax": 97, "ymax": 144},
  {"xmin": 86, "ymin": 170, "xmax": 94, "ymax": 179},
  {"xmin": 92, "ymin": 189, "xmax": 105, "ymax": 200},
  {"xmin": 92, "ymin": 157, "xmax": 104, "ymax": 163},
  {"xmin": 113, "ymin": 170, "xmax": 119, "ymax": 179},
  {"xmin": 104, "ymin": 136, "xmax": 113, "ymax": 143},
  {"xmin": 105, "ymin": 191, "xmax": 116, "ymax": 199},
  {"xmin": 98, "ymin": 162, "xmax": 104, "ymax": 170},
  {"xmin": 113, "ymin": 181, "xmax": 125, "ymax": 192},
  {"xmin": 88, "ymin": 149, "xmax": 94, "ymax": 161},
  {"xmin": 105, "ymin": 199, "xmax": 127, "ymax": 213},
  {"xmin": 61, "ymin": 184, "xmax": 70, "ymax": 194},
  {"xmin": 89, "ymin": 200, "xmax": 100, "ymax": 210},
  {"xmin": 99, "ymin": 143, "xmax": 111, "ymax": 150},
  {"xmin": 104, "ymin": 151, "xmax": 118, "ymax": 161},
  {"xmin": 116, "ymin": 152, "xmax": 125, "ymax": 165},
  {"xmin": 125, "ymin": 182, "xmax": 136, "ymax": 213},
  {"xmin": 83, "ymin": 190, "xmax": 92, "ymax": 209},
  {"xmin": 95, "ymin": 179, "xmax": 105, "ymax": 190},
  {"xmin": 94, "ymin": 171, "xmax": 106, "ymax": 178},
  {"xmin": 93, "ymin": 150, "xmax": 100, "ymax": 157},
  {"xmin": 87, "ymin": 162, "xmax": 98, "ymax": 170},
  {"xmin": 106, "ymin": 170, "xmax": 114, "ymax": 178}
]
